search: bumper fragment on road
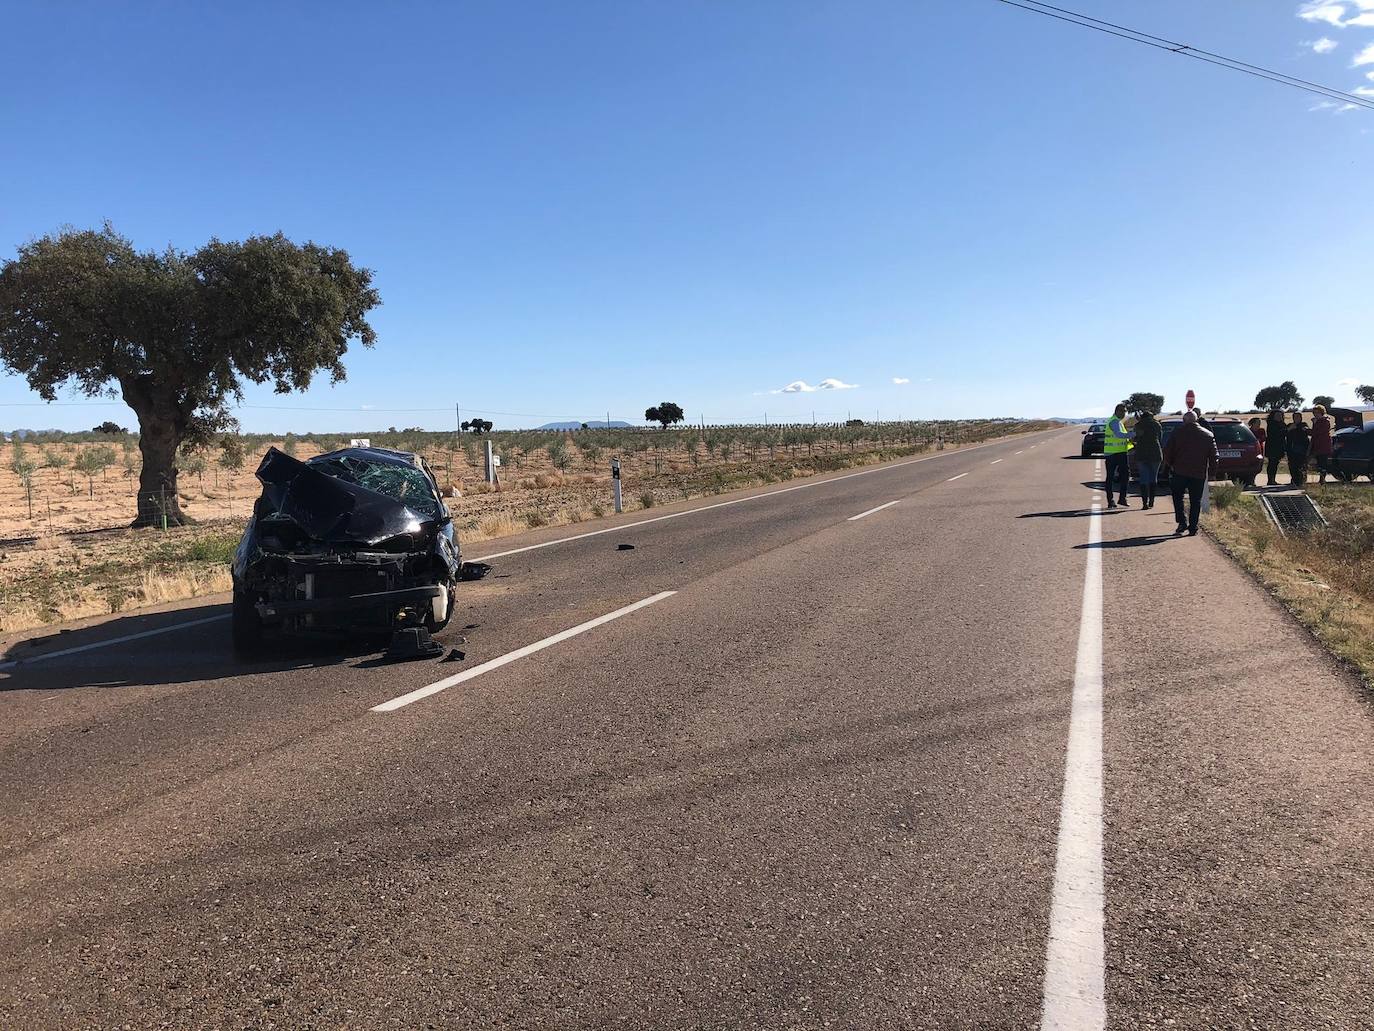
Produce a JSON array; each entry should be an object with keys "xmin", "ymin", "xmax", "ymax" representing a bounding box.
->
[{"xmin": 369, "ymin": 591, "xmax": 678, "ymax": 713}]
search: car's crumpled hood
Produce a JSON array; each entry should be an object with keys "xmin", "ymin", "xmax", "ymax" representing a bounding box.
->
[{"xmin": 254, "ymin": 448, "xmax": 435, "ymax": 547}]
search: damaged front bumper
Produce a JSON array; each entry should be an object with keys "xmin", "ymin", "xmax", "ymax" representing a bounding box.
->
[{"xmin": 256, "ymin": 584, "xmax": 442, "ymax": 621}]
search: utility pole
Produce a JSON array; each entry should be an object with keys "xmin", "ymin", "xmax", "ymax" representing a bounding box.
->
[{"xmin": 455, "ymin": 403, "xmax": 460, "ymax": 433}]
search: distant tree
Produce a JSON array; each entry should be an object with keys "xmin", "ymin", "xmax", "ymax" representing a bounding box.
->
[
  {"xmin": 73, "ymin": 446, "xmax": 114, "ymax": 497},
  {"xmin": 0, "ymin": 225, "xmax": 379, "ymax": 526},
  {"xmin": 845, "ymin": 418, "xmax": 865, "ymax": 427},
  {"xmin": 1254, "ymin": 381, "xmax": 1303, "ymax": 411},
  {"xmin": 282, "ymin": 432, "xmax": 298, "ymax": 457},
  {"xmin": 218, "ymin": 434, "xmax": 248, "ymax": 474},
  {"xmin": 645, "ymin": 401, "xmax": 685, "ymax": 428},
  {"xmin": 461, "ymin": 419, "xmax": 493, "ymax": 435},
  {"xmin": 1357, "ymin": 385, "xmax": 1374, "ymax": 406},
  {"xmin": 41, "ymin": 446, "xmax": 68, "ymax": 471},
  {"xmin": 93, "ymin": 420, "xmax": 128, "ymax": 435},
  {"xmin": 1123, "ymin": 392, "xmax": 1164, "ymax": 416},
  {"xmin": 1311, "ymin": 395, "xmax": 1335, "ymax": 410},
  {"xmin": 180, "ymin": 448, "xmax": 208, "ymax": 484}
]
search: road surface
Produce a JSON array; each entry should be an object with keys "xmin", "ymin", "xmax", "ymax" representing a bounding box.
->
[{"xmin": 2, "ymin": 429, "xmax": 1371, "ymax": 1029}]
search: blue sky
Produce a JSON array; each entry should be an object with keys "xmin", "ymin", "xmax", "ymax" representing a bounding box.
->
[{"xmin": 2, "ymin": 1, "xmax": 1372, "ymax": 431}]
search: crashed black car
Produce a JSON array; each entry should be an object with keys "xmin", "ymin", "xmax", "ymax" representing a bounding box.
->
[{"xmin": 231, "ymin": 446, "xmax": 460, "ymax": 653}]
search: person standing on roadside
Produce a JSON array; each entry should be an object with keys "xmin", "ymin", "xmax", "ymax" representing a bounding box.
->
[
  {"xmin": 1286, "ymin": 410, "xmax": 1311, "ymax": 488},
  {"xmin": 1102, "ymin": 403, "xmax": 1132, "ymax": 509},
  {"xmin": 1310, "ymin": 403, "xmax": 1333, "ymax": 484},
  {"xmin": 1264, "ymin": 409, "xmax": 1288, "ymax": 486},
  {"xmin": 1248, "ymin": 416, "xmax": 1266, "ymax": 458},
  {"xmin": 1131, "ymin": 409, "xmax": 1164, "ymax": 509},
  {"xmin": 1162, "ymin": 410, "xmax": 1218, "ymax": 536}
]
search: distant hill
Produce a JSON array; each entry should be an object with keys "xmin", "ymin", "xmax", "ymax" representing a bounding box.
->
[{"xmin": 537, "ymin": 420, "xmax": 634, "ymax": 430}]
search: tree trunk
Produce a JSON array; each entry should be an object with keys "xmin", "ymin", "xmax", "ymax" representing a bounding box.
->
[{"xmin": 133, "ymin": 415, "xmax": 189, "ymax": 527}]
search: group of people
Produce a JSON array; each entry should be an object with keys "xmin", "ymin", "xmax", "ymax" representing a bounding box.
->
[
  {"xmin": 1249, "ymin": 406, "xmax": 1333, "ymax": 487},
  {"xmin": 1100, "ymin": 402, "xmax": 1338, "ymax": 536},
  {"xmin": 1102, "ymin": 404, "xmax": 1215, "ymax": 536}
]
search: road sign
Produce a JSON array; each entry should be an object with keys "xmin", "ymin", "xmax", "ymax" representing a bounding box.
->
[{"xmin": 1185, "ymin": 389, "xmax": 1196, "ymax": 410}]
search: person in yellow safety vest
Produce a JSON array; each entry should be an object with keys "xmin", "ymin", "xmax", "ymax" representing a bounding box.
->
[{"xmin": 1103, "ymin": 402, "xmax": 1133, "ymax": 509}]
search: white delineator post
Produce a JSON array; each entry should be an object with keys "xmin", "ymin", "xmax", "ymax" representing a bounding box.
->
[
  {"xmin": 611, "ymin": 458, "xmax": 623, "ymax": 513},
  {"xmin": 484, "ymin": 440, "xmax": 495, "ymax": 485}
]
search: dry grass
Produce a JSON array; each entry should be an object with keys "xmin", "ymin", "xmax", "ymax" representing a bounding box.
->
[{"xmin": 1205, "ymin": 484, "xmax": 1374, "ymax": 686}]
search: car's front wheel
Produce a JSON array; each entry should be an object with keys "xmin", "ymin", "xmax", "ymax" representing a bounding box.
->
[{"xmin": 231, "ymin": 589, "xmax": 265, "ymax": 656}]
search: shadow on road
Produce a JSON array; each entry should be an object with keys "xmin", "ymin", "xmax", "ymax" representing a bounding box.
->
[
  {"xmin": 1074, "ymin": 534, "xmax": 1177, "ymax": 550},
  {"xmin": 0, "ymin": 601, "xmax": 397, "ymax": 692},
  {"xmin": 1019, "ymin": 509, "xmax": 1125, "ymax": 519}
]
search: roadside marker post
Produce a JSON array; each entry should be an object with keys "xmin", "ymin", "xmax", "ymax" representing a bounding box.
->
[
  {"xmin": 612, "ymin": 458, "xmax": 623, "ymax": 513},
  {"xmin": 484, "ymin": 440, "xmax": 495, "ymax": 484}
]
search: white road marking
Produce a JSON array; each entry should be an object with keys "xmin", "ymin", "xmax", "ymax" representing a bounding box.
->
[
  {"xmin": 946, "ymin": 473, "xmax": 968, "ymax": 481},
  {"xmin": 370, "ymin": 591, "xmax": 677, "ymax": 713},
  {"xmin": 847, "ymin": 499, "xmax": 903, "ymax": 521},
  {"xmin": 1040, "ymin": 499, "xmax": 1105, "ymax": 1029},
  {"xmin": 474, "ymin": 431, "xmax": 1059, "ymax": 561},
  {"xmin": 1015, "ymin": 450, "xmax": 1024, "ymax": 455},
  {"xmin": 990, "ymin": 459, "xmax": 1003, "ymax": 465},
  {"xmin": 0, "ymin": 614, "xmax": 230, "ymax": 671}
]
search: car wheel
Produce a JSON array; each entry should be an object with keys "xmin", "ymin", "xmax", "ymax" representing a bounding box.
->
[{"xmin": 231, "ymin": 589, "xmax": 265, "ymax": 656}]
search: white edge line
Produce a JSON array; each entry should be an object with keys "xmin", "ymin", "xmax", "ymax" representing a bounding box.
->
[
  {"xmin": 0, "ymin": 614, "xmax": 231, "ymax": 671},
  {"xmin": 473, "ymin": 430, "xmax": 1059, "ymax": 561},
  {"xmin": 847, "ymin": 499, "xmax": 903, "ymax": 521},
  {"xmin": 946, "ymin": 472, "xmax": 968, "ymax": 481},
  {"xmin": 370, "ymin": 591, "xmax": 677, "ymax": 713},
  {"xmin": 1040, "ymin": 501, "xmax": 1105, "ymax": 1028}
]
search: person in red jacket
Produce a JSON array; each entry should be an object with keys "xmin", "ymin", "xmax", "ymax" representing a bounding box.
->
[
  {"xmin": 1311, "ymin": 404, "xmax": 1334, "ymax": 484},
  {"xmin": 1162, "ymin": 410, "xmax": 1219, "ymax": 536}
]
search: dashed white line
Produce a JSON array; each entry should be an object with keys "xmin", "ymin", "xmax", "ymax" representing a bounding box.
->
[
  {"xmin": 946, "ymin": 473, "xmax": 968, "ymax": 482},
  {"xmin": 847, "ymin": 499, "xmax": 903, "ymax": 521},
  {"xmin": 1040, "ymin": 500, "xmax": 1105, "ymax": 1029},
  {"xmin": 474, "ymin": 431, "xmax": 1058, "ymax": 561},
  {"xmin": 0, "ymin": 614, "xmax": 230, "ymax": 671},
  {"xmin": 1015, "ymin": 450, "xmax": 1024, "ymax": 455},
  {"xmin": 370, "ymin": 591, "xmax": 677, "ymax": 713},
  {"xmin": 990, "ymin": 459, "xmax": 1003, "ymax": 465}
]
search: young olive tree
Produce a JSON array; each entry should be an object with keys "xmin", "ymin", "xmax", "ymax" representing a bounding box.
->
[{"xmin": 0, "ymin": 225, "xmax": 379, "ymax": 526}]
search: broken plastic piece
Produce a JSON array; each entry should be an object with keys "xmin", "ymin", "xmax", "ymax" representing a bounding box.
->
[
  {"xmin": 442, "ymin": 648, "xmax": 466, "ymax": 663},
  {"xmin": 617, "ymin": 543, "xmax": 635, "ymax": 551},
  {"xmin": 459, "ymin": 561, "xmax": 492, "ymax": 581},
  {"xmin": 383, "ymin": 627, "xmax": 444, "ymax": 663}
]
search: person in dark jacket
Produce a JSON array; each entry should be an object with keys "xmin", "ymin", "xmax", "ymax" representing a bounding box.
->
[
  {"xmin": 1162, "ymin": 410, "xmax": 1218, "ymax": 536},
  {"xmin": 1286, "ymin": 411, "xmax": 1311, "ymax": 487},
  {"xmin": 1311, "ymin": 404, "xmax": 1333, "ymax": 484},
  {"xmin": 1264, "ymin": 410, "xmax": 1288, "ymax": 486},
  {"xmin": 1131, "ymin": 410, "xmax": 1164, "ymax": 509}
]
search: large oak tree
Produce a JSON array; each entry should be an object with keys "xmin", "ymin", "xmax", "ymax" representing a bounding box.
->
[{"xmin": 0, "ymin": 225, "xmax": 379, "ymax": 525}]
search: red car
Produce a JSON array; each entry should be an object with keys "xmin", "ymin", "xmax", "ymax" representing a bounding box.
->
[{"xmin": 1129, "ymin": 417, "xmax": 1264, "ymax": 486}]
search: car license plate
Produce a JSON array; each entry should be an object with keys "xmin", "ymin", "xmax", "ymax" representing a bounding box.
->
[{"xmin": 1219, "ymin": 449, "xmax": 1241, "ymax": 458}]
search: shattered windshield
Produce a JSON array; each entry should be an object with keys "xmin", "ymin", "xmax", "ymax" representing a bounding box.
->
[{"xmin": 310, "ymin": 455, "xmax": 442, "ymax": 519}]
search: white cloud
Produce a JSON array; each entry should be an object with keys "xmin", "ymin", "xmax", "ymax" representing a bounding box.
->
[
  {"xmin": 1339, "ymin": 377, "xmax": 1361, "ymax": 386},
  {"xmin": 771, "ymin": 377, "xmax": 857, "ymax": 394},
  {"xmin": 1310, "ymin": 37, "xmax": 1339, "ymax": 52},
  {"xmin": 1355, "ymin": 42, "xmax": 1374, "ymax": 65},
  {"xmin": 1300, "ymin": 1, "xmax": 1374, "ymax": 27},
  {"xmin": 892, "ymin": 377, "xmax": 911, "ymax": 385},
  {"xmin": 1310, "ymin": 99, "xmax": 1360, "ymax": 111},
  {"xmin": 1354, "ymin": 84, "xmax": 1374, "ymax": 94}
]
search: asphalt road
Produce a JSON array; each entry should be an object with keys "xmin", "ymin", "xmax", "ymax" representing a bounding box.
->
[{"xmin": 2, "ymin": 429, "xmax": 1371, "ymax": 1030}]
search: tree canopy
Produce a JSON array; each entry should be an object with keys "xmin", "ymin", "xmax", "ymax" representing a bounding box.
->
[
  {"xmin": 461, "ymin": 419, "xmax": 494, "ymax": 435},
  {"xmin": 0, "ymin": 224, "xmax": 380, "ymax": 524},
  {"xmin": 1356, "ymin": 385, "xmax": 1374, "ymax": 407},
  {"xmin": 645, "ymin": 402, "xmax": 685, "ymax": 428},
  {"xmin": 1122, "ymin": 392, "xmax": 1164, "ymax": 416},
  {"xmin": 1312, "ymin": 395, "xmax": 1335, "ymax": 410},
  {"xmin": 1254, "ymin": 381, "xmax": 1303, "ymax": 411}
]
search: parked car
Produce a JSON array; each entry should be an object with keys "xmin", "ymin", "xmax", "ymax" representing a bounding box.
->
[
  {"xmin": 1130, "ymin": 417, "xmax": 1263, "ymax": 486},
  {"xmin": 231, "ymin": 445, "xmax": 461, "ymax": 654},
  {"xmin": 1080, "ymin": 423, "xmax": 1105, "ymax": 457},
  {"xmin": 1330, "ymin": 422, "xmax": 1374, "ymax": 482}
]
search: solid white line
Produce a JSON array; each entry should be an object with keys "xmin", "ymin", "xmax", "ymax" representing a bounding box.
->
[
  {"xmin": 370, "ymin": 591, "xmax": 677, "ymax": 713},
  {"xmin": 946, "ymin": 473, "xmax": 968, "ymax": 481},
  {"xmin": 0, "ymin": 614, "xmax": 230, "ymax": 671},
  {"xmin": 847, "ymin": 499, "xmax": 902, "ymax": 521},
  {"xmin": 1040, "ymin": 502, "xmax": 1105, "ymax": 1029},
  {"xmin": 473, "ymin": 431, "xmax": 1058, "ymax": 561},
  {"xmin": 990, "ymin": 459, "xmax": 1003, "ymax": 465}
]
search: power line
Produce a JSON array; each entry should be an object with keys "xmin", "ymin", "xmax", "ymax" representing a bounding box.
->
[{"xmin": 992, "ymin": 0, "xmax": 1374, "ymax": 111}]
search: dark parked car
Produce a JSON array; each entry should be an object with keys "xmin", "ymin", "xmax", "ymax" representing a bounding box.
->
[
  {"xmin": 1330, "ymin": 422, "xmax": 1374, "ymax": 482},
  {"xmin": 1130, "ymin": 417, "xmax": 1263, "ymax": 486},
  {"xmin": 231, "ymin": 446, "xmax": 461, "ymax": 654},
  {"xmin": 1080, "ymin": 423, "xmax": 1105, "ymax": 457}
]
